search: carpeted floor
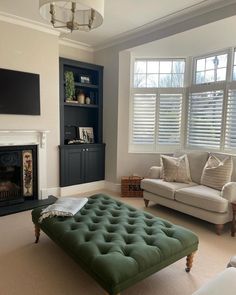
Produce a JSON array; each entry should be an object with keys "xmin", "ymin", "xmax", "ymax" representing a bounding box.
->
[{"xmin": 0, "ymin": 190, "xmax": 235, "ymax": 295}]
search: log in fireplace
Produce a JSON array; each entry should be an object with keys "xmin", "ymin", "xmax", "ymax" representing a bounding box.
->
[{"xmin": 0, "ymin": 145, "xmax": 38, "ymax": 207}]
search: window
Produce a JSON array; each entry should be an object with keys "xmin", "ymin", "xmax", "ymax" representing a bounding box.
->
[
  {"xmin": 225, "ymin": 89, "xmax": 236, "ymax": 149},
  {"xmin": 134, "ymin": 59, "xmax": 185, "ymax": 88},
  {"xmin": 187, "ymin": 90, "xmax": 224, "ymax": 149},
  {"xmin": 233, "ymin": 50, "xmax": 236, "ymax": 80},
  {"xmin": 158, "ymin": 94, "xmax": 182, "ymax": 145},
  {"xmin": 194, "ymin": 53, "xmax": 227, "ymax": 84},
  {"xmin": 130, "ymin": 48, "xmax": 236, "ymax": 153},
  {"xmin": 131, "ymin": 94, "xmax": 156, "ymax": 146},
  {"xmin": 130, "ymin": 58, "xmax": 185, "ymax": 152},
  {"xmin": 130, "ymin": 91, "xmax": 183, "ymax": 152}
]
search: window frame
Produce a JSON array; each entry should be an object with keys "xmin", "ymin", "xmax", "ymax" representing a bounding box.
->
[
  {"xmin": 129, "ymin": 48, "xmax": 236, "ymax": 154},
  {"xmin": 192, "ymin": 49, "xmax": 230, "ymax": 86},
  {"xmin": 133, "ymin": 57, "xmax": 186, "ymax": 89}
]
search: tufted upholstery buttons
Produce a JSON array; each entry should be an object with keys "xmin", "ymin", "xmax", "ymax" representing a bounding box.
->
[{"xmin": 33, "ymin": 194, "xmax": 199, "ymax": 291}]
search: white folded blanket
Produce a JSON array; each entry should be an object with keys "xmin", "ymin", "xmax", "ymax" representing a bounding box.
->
[{"xmin": 39, "ymin": 197, "xmax": 88, "ymax": 223}]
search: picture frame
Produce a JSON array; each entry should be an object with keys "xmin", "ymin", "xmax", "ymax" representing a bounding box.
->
[
  {"xmin": 78, "ymin": 127, "xmax": 94, "ymax": 143},
  {"xmin": 80, "ymin": 75, "xmax": 91, "ymax": 84}
]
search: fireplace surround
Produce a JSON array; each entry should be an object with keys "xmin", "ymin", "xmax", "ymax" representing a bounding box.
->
[
  {"xmin": 0, "ymin": 130, "xmax": 57, "ymax": 215},
  {"xmin": 0, "ymin": 130, "xmax": 49, "ymax": 202}
]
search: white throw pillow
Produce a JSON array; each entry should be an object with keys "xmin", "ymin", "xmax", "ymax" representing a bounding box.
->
[
  {"xmin": 161, "ymin": 154, "xmax": 192, "ymax": 183},
  {"xmin": 201, "ymin": 154, "xmax": 233, "ymax": 191}
]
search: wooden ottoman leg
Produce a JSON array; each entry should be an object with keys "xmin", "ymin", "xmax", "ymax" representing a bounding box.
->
[
  {"xmin": 185, "ymin": 252, "xmax": 196, "ymax": 272},
  {"xmin": 35, "ymin": 224, "xmax": 41, "ymax": 243},
  {"xmin": 144, "ymin": 199, "xmax": 149, "ymax": 207}
]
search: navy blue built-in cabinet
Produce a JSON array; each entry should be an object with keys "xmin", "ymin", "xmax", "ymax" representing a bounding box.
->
[{"xmin": 59, "ymin": 58, "xmax": 105, "ymax": 187}]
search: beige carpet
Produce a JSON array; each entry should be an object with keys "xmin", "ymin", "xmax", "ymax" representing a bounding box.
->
[{"xmin": 0, "ymin": 190, "xmax": 235, "ymax": 295}]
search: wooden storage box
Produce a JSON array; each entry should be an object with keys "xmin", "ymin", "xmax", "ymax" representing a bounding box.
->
[{"xmin": 121, "ymin": 176, "xmax": 143, "ymax": 198}]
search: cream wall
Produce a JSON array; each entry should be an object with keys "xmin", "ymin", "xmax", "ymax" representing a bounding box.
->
[
  {"xmin": 59, "ymin": 43, "xmax": 94, "ymax": 63},
  {"xmin": 0, "ymin": 21, "xmax": 59, "ymax": 190},
  {"xmin": 0, "ymin": 21, "xmax": 94, "ymax": 192}
]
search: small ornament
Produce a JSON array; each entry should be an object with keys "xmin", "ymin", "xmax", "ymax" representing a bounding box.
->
[
  {"xmin": 77, "ymin": 92, "xmax": 85, "ymax": 104},
  {"xmin": 85, "ymin": 97, "xmax": 91, "ymax": 104}
]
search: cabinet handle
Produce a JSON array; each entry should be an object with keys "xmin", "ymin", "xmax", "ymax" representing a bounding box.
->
[
  {"xmin": 82, "ymin": 149, "xmax": 85, "ymax": 151},
  {"xmin": 86, "ymin": 148, "xmax": 89, "ymax": 151}
]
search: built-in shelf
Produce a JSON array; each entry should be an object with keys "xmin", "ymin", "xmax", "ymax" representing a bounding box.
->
[
  {"xmin": 64, "ymin": 102, "xmax": 99, "ymax": 108},
  {"xmin": 64, "ymin": 81, "xmax": 99, "ymax": 89},
  {"xmin": 59, "ymin": 58, "xmax": 105, "ymax": 187}
]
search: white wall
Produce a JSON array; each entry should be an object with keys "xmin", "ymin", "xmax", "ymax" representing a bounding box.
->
[
  {"xmin": 95, "ymin": 11, "xmax": 236, "ymax": 184},
  {"xmin": 0, "ymin": 21, "xmax": 94, "ymax": 192}
]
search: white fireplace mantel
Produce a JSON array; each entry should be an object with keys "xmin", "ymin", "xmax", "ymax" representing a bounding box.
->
[
  {"xmin": 0, "ymin": 130, "xmax": 50, "ymax": 200},
  {"xmin": 0, "ymin": 130, "xmax": 49, "ymax": 148}
]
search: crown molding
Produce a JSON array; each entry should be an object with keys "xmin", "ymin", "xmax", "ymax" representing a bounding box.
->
[
  {"xmin": 0, "ymin": 11, "xmax": 93, "ymax": 51},
  {"xmin": 0, "ymin": 11, "xmax": 60, "ymax": 36},
  {"xmin": 93, "ymin": 0, "xmax": 236, "ymax": 51},
  {"xmin": 1, "ymin": 0, "xmax": 236, "ymax": 54},
  {"xmin": 59, "ymin": 38, "xmax": 94, "ymax": 52}
]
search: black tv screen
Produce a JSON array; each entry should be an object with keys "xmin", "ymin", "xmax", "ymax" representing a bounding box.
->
[{"xmin": 0, "ymin": 68, "xmax": 40, "ymax": 115}]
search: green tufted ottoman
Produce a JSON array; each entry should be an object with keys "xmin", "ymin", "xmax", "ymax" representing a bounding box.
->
[{"xmin": 31, "ymin": 194, "xmax": 199, "ymax": 295}]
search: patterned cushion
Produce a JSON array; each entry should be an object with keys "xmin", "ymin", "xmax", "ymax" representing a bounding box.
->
[
  {"xmin": 201, "ymin": 154, "xmax": 233, "ymax": 190},
  {"xmin": 32, "ymin": 194, "xmax": 198, "ymax": 295},
  {"xmin": 161, "ymin": 154, "xmax": 192, "ymax": 183}
]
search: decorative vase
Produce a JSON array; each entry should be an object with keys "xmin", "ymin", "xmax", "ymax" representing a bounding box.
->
[
  {"xmin": 78, "ymin": 93, "xmax": 85, "ymax": 104},
  {"xmin": 85, "ymin": 97, "xmax": 91, "ymax": 104}
]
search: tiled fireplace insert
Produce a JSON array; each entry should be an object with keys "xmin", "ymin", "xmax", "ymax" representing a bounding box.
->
[{"xmin": 0, "ymin": 145, "xmax": 38, "ymax": 207}]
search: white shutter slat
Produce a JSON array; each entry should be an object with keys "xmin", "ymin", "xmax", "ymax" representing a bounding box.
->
[
  {"xmin": 158, "ymin": 94, "xmax": 182, "ymax": 146},
  {"xmin": 225, "ymin": 90, "xmax": 236, "ymax": 149},
  {"xmin": 132, "ymin": 94, "xmax": 156, "ymax": 145},
  {"xmin": 187, "ymin": 90, "xmax": 223, "ymax": 149}
]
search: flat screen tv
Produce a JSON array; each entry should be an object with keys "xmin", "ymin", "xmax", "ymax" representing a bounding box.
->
[{"xmin": 0, "ymin": 68, "xmax": 40, "ymax": 115}]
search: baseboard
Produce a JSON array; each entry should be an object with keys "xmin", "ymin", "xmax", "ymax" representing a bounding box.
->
[
  {"xmin": 41, "ymin": 187, "xmax": 60, "ymax": 199},
  {"xmin": 60, "ymin": 181, "xmax": 106, "ymax": 196},
  {"xmin": 40, "ymin": 181, "xmax": 121, "ymax": 199},
  {"xmin": 104, "ymin": 181, "xmax": 121, "ymax": 193}
]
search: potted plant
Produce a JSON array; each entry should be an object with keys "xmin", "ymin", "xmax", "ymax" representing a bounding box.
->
[{"xmin": 65, "ymin": 71, "xmax": 75, "ymax": 101}]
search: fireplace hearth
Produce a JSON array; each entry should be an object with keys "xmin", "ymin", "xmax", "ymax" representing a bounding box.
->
[{"xmin": 0, "ymin": 145, "xmax": 38, "ymax": 207}]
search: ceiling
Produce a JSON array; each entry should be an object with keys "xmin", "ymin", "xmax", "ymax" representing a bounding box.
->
[{"xmin": 0, "ymin": 0, "xmax": 228, "ymax": 48}]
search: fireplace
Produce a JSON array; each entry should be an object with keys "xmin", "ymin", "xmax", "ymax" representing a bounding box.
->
[{"xmin": 0, "ymin": 145, "xmax": 38, "ymax": 207}]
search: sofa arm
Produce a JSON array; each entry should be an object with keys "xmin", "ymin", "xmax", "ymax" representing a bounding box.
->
[
  {"xmin": 221, "ymin": 182, "xmax": 236, "ymax": 202},
  {"xmin": 147, "ymin": 166, "xmax": 162, "ymax": 179}
]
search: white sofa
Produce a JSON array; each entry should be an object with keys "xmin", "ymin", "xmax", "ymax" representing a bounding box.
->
[
  {"xmin": 141, "ymin": 151, "xmax": 236, "ymax": 235},
  {"xmin": 192, "ymin": 268, "xmax": 236, "ymax": 295}
]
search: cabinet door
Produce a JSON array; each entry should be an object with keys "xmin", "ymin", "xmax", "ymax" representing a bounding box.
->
[
  {"xmin": 85, "ymin": 145, "xmax": 105, "ymax": 183},
  {"xmin": 60, "ymin": 147, "xmax": 85, "ymax": 186}
]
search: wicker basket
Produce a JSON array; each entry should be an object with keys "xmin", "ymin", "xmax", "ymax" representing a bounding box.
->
[{"xmin": 121, "ymin": 176, "xmax": 143, "ymax": 198}]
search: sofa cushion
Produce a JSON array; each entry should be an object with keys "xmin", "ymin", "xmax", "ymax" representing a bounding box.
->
[
  {"xmin": 174, "ymin": 151, "xmax": 209, "ymax": 184},
  {"xmin": 141, "ymin": 179, "xmax": 197, "ymax": 200},
  {"xmin": 201, "ymin": 154, "xmax": 233, "ymax": 190},
  {"xmin": 175, "ymin": 185, "xmax": 228, "ymax": 213},
  {"xmin": 161, "ymin": 155, "xmax": 192, "ymax": 183},
  {"xmin": 212, "ymin": 152, "xmax": 236, "ymax": 182}
]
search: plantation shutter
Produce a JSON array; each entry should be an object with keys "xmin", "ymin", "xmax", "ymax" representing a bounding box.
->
[
  {"xmin": 158, "ymin": 94, "xmax": 182, "ymax": 146},
  {"xmin": 187, "ymin": 90, "xmax": 224, "ymax": 149},
  {"xmin": 131, "ymin": 94, "xmax": 156, "ymax": 150},
  {"xmin": 225, "ymin": 89, "xmax": 236, "ymax": 149}
]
